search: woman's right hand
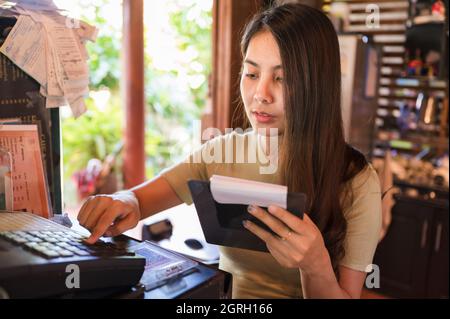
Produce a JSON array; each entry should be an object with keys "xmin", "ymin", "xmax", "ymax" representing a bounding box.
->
[{"xmin": 77, "ymin": 190, "xmax": 141, "ymax": 244}]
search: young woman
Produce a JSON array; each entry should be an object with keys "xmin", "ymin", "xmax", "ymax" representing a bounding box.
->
[{"xmin": 77, "ymin": 3, "xmax": 382, "ymax": 299}]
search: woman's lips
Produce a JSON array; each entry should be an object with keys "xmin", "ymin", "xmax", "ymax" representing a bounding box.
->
[{"xmin": 252, "ymin": 111, "xmax": 275, "ymax": 124}]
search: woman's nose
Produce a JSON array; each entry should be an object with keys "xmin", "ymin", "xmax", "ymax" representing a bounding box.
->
[{"xmin": 254, "ymin": 78, "xmax": 273, "ymax": 104}]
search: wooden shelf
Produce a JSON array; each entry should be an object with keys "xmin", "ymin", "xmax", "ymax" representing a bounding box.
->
[
  {"xmin": 380, "ymin": 86, "xmax": 446, "ymax": 93},
  {"xmin": 394, "ymin": 179, "xmax": 449, "ymax": 196},
  {"xmin": 374, "ymin": 135, "xmax": 449, "ymax": 152},
  {"xmin": 381, "ymin": 76, "xmax": 447, "ymax": 87},
  {"xmin": 379, "ymin": 94, "xmax": 419, "ymax": 100},
  {"xmin": 412, "ymin": 16, "xmax": 445, "ymax": 26}
]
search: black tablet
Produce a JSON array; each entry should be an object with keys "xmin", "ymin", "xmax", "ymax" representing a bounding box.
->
[{"xmin": 187, "ymin": 179, "xmax": 307, "ymax": 252}]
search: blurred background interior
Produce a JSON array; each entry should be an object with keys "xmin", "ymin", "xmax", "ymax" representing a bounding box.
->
[{"xmin": 3, "ymin": 0, "xmax": 446, "ymax": 299}]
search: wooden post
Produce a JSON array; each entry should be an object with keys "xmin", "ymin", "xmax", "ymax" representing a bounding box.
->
[
  {"xmin": 122, "ymin": 0, "xmax": 145, "ymax": 188},
  {"xmin": 438, "ymin": 97, "xmax": 449, "ymax": 156},
  {"xmin": 212, "ymin": 0, "xmax": 263, "ymax": 132}
]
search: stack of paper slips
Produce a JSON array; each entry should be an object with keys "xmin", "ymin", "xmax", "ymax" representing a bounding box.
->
[{"xmin": 0, "ymin": 0, "xmax": 97, "ymax": 117}]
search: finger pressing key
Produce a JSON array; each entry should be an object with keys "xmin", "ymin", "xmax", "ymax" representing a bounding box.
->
[
  {"xmin": 77, "ymin": 196, "xmax": 96, "ymax": 225},
  {"xmin": 85, "ymin": 205, "xmax": 126, "ymax": 244},
  {"xmin": 83, "ymin": 198, "xmax": 112, "ymax": 230}
]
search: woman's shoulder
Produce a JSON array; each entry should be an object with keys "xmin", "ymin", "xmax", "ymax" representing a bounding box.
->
[
  {"xmin": 341, "ymin": 146, "xmax": 382, "ymax": 219},
  {"xmin": 350, "ymin": 163, "xmax": 381, "ymax": 193},
  {"xmin": 343, "ymin": 145, "xmax": 379, "ymax": 191}
]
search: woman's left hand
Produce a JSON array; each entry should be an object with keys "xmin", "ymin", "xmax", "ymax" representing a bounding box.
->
[{"xmin": 244, "ymin": 205, "xmax": 330, "ymax": 274}]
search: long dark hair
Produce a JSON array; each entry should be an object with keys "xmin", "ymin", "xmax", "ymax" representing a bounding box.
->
[{"xmin": 240, "ymin": 3, "xmax": 368, "ymax": 275}]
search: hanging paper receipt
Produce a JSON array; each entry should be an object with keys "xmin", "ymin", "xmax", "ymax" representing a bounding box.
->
[
  {"xmin": 210, "ymin": 175, "xmax": 288, "ymax": 209},
  {"xmin": 0, "ymin": 0, "xmax": 98, "ymax": 118}
]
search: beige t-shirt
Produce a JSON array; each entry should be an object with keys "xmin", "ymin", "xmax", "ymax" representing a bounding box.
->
[{"xmin": 160, "ymin": 130, "xmax": 382, "ymax": 298}]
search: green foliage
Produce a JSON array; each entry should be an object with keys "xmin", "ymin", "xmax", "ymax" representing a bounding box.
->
[
  {"xmin": 62, "ymin": 96, "xmax": 122, "ymax": 180},
  {"xmin": 169, "ymin": 3, "xmax": 212, "ymax": 110},
  {"xmin": 62, "ymin": 0, "xmax": 212, "ymax": 195},
  {"xmin": 87, "ymin": 33, "xmax": 121, "ymax": 90},
  {"xmin": 68, "ymin": 0, "xmax": 122, "ymax": 90},
  {"xmin": 143, "ymin": 1, "xmax": 212, "ymax": 173}
]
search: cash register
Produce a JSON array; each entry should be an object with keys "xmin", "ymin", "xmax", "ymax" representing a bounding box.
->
[
  {"xmin": 0, "ymin": 211, "xmax": 231, "ymax": 299},
  {"xmin": 0, "ymin": 15, "xmax": 230, "ymax": 299}
]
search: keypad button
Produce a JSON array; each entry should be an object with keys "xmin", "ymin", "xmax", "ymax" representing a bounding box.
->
[
  {"xmin": 41, "ymin": 250, "xmax": 60, "ymax": 258},
  {"xmin": 74, "ymin": 250, "xmax": 90, "ymax": 256},
  {"xmin": 2, "ymin": 230, "xmax": 130, "ymax": 259},
  {"xmin": 59, "ymin": 250, "xmax": 74, "ymax": 257},
  {"xmin": 13, "ymin": 237, "xmax": 28, "ymax": 244}
]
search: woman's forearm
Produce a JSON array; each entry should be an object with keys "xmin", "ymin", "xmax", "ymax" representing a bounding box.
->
[
  {"xmin": 130, "ymin": 175, "xmax": 182, "ymax": 219},
  {"xmin": 299, "ymin": 255, "xmax": 352, "ymax": 299}
]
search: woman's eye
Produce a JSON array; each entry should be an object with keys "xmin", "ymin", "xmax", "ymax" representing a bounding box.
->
[
  {"xmin": 275, "ymin": 76, "xmax": 283, "ymax": 83},
  {"xmin": 245, "ymin": 73, "xmax": 258, "ymax": 79}
]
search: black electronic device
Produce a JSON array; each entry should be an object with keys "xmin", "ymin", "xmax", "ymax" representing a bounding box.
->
[
  {"xmin": 187, "ymin": 180, "xmax": 307, "ymax": 252},
  {"xmin": 0, "ymin": 211, "xmax": 145, "ymax": 298},
  {"xmin": 142, "ymin": 219, "xmax": 173, "ymax": 242}
]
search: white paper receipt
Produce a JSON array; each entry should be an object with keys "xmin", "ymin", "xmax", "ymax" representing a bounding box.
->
[{"xmin": 210, "ymin": 174, "xmax": 287, "ymax": 209}]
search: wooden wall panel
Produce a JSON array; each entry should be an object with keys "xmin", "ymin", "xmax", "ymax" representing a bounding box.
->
[{"xmin": 211, "ymin": 0, "xmax": 263, "ymax": 131}]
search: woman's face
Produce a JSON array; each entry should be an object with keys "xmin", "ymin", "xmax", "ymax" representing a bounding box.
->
[{"xmin": 240, "ymin": 31, "xmax": 285, "ymax": 136}]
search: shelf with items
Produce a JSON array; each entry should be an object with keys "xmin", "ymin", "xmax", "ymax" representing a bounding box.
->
[
  {"xmin": 373, "ymin": 127, "xmax": 448, "ymax": 150},
  {"xmin": 328, "ymin": 0, "xmax": 448, "ymax": 299},
  {"xmin": 378, "ymin": 90, "xmax": 447, "ymax": 100},
  {"xmin": 327, "ymin": 0, "xmax": 448, "ymax": 165},
  {"xmin": 374, "ymin": 67, "xmax": 448, "ymax": 155},
  {"xmin": 379, "ymin": 76, "xmax": 447, "ymax": 90},
  {"xmin": 372, "ymin": 137, "xmax": 448, "ymax": 158},
  {"xmin": 402, "ymin": 0, "xmax": 447, "ymax": 78},
  {"xmin": 394, "ymin": 178, "xmax": 449, "ymax": 199},
  {"xmin": 372, "ymin": 153, "xmax": 448, "ymax": 202},
  {"xmin": 411, "ymin": 15, "xmax": 446, "ymax": 25},
  {"xmin": 375, "ymin": 96, "xmax": 448, "ymax": 135},
  {"xmin": 378, "ymin": 123, "xmax": 444, "ymax": 136},
  {"xmin": 373, "ymin": 145, "xmax": 449, "ymax": 201},
  {"xmin": 409, "ymin": 0, "xmax": 446, "ymax": 25}
]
